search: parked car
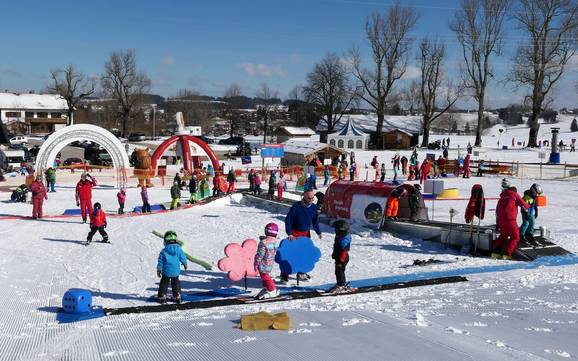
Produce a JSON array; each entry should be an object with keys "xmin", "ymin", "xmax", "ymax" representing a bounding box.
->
[
  {"xmin": 9, "ymin": 136, "xmax": 28, "ymax": 146},
  {"xmin": 62, "ymin": 157, "xmax": 85, "ymax": 168},
  {"xmin": 4, "ymin": 149, "xmax": 26, "ymax": 172},
  {"xmin": 128, "ymin": 133, "xmax": 146, "ymax": 141},
  {"xmin": 219, "ymin": 136, "xmax": 244, "ymax": 146}
]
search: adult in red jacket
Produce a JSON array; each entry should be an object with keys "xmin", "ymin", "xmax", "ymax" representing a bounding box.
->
[
  {"xmin": 463, "ymin": 154, "xmax": 471, "ymax": 178},
  {"xmin": 86, "ymin": 202, "xmax": 108, "ymax": 243},
  {"xmin": 30, "ymin": 175, "xmax": 48, "ymax": 219},
  {"xmin": 493, "ymin": 179, "xmax": 529, "ymax": 258},
  {"xmin": 419, "ymin": 159, "xmax": 430, "ymax": 184},
  {"xmin": 75, "ymin": 173, "xmax": 97, "ymax": 223}
]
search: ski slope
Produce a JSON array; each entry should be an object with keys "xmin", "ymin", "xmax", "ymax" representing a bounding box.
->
[{"xmin": 0, "ymin": 171, "xmax": 577, "ymax": 360}]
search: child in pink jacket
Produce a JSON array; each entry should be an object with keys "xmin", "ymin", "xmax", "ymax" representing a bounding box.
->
[{"xmin": 253, "ymin": 223, "xmax": 280, "ymax": 299}]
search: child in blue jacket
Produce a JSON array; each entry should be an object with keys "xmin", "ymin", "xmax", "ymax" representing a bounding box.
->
[
  {"xmin": 330, "ymin": 220, "xmax": 352, "ymax": 292},
  {"xmin": 157, "ymin": 230, "xmax": 187, "ymax": 304}
]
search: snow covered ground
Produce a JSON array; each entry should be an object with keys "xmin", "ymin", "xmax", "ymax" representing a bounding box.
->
[
  {"xmin": 0, "ymin": 117, "xmax": 577, "ymax": 360},
  {"xmin": 0, "ymin": 169, "xmax": 577, "ymax": 360}
]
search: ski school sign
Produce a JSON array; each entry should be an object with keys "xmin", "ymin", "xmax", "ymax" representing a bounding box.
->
[{"xmin": 260, "ymin": 144, "xmax": 284, "ymax": 158}]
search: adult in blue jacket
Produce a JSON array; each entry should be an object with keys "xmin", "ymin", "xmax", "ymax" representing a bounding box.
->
[{"xmin": 281, "ymin": 189, "xmax": 322, "ymax": 283}]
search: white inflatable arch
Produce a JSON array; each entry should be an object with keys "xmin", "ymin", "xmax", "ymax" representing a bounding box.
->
[{"xmin": 35, "ymin": 124, "xmax": 130, "ymax": 188}]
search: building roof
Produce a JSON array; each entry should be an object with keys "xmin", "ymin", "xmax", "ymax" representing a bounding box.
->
[
  {"xmin": 0, "ymin": 93, "xmax": 68, "ymax": 111},
  {"xmin": 279, "ymin": 126, "xmax": 316, "ymax": 136},
  {"xmin": 318, "ymin": 114, "xmax": 422, "ymax": 135},
  {"xmin": 283, "ymin": 139, "xmax": 346, "ymax": 156},
  {"xmin": 329, "ymin": 116, "xmax": 368, "ymax": 137}
]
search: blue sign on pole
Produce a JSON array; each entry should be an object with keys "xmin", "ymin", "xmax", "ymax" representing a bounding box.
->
[{"xmin": 260, "ymin": 144, "xmax": 285, "ymax": 158}]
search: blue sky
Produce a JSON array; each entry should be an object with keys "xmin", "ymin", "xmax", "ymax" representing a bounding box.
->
[{"xmin": 0, "ymin": 0, "xmax": 576, "ymax": 108}]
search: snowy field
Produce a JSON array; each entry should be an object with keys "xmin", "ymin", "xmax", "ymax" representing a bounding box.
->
[
  {"xmin": 0, "ymin": 118, "xmax": 577, "ymax": 360},
  {"xmin": 1, "ymin": 172, "xmax": 578, "ymax": 360}
]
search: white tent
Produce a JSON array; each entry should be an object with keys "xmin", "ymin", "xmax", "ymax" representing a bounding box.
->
[{"xmin": 327, "ymin": 116, "xmax": 369, "ymax": 150}]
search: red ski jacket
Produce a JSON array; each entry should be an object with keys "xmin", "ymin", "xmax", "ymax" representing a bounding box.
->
[
  {"xmin": 30, "ymin": 180, "xmax": 47, "ymax": 200},
  {"xmin": 89, "ymin": 209, "xmax": 107, "ymax": 227},
  {"xmin": 496, "ymin": 187, "xmax": 529, "ymax": 222},
  {"xmin": 76, "ymin": 178, "xmax": 97, "ymax": 201}
]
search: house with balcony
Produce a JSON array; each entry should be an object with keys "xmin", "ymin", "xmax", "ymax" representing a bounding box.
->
[{"xmin": 0, "ymin": 93, "xmax": 69, "ymax": 135}]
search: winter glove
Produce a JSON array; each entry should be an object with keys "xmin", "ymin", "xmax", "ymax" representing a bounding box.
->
[
  {"xmin": 338, "ymin": 250, "xmax": 348, "ymax": 264},
  {"xmin": 76, "ymin": 201, "xmax": 80, "ymax": 207},
  {"xmin": 156, "ymin": 270, "xmax": 162, "ymax": 278},
  {"xmin": 104, "ymin": 222, "xmax": 107, "ymax": 228},
  {"xmin": 534, "ymin": 207, "xmax": 538, "ymax": 219},
  {"xmin": 317, "ymin": 232, "xmax": 322, "ymax": 240},
  {"xmin": 183, "ymin": 263, "xmax": 187, "ymax": 271}
]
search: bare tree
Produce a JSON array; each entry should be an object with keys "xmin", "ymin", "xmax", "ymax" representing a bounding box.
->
[
  {"xmin": 223, "ymin": 83, "xmax": 243, "ymax": 138},
  {"xmin": 450, "ymin": 0, "xmax": 509, "ymax": 147},
  {"xmin": 511, "ymin": 0, "xmax": 578, "ymax": 147},
  {"xmin": 350, "ymin": 3, "xmax": 419, "ymax": 148},
  {"xmin": 47, "ymin": 64, "xmax": 95, "ymax": 125},
  {"xmin": 101, "ymin": 49, "xmax": 151, "ymax": 137},
  {"xmin": 402, "ymin": 80, "xmax": 421, "ymax": 115},
  {"xmin": 418, "ymin": 38, "xmax": 461, "ymax": 147},
  {"xmin": 303, "ymin": 52, "xmax": 359, "ymax": 135},
  {"xmin": 256, "ymin": 83, "xmax": 279, "ymax": 143}
]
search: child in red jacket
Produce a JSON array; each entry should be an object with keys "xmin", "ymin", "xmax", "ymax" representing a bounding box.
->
[{"xmin": 86, "ymin": 202, "xmax": 108, "ymax": 244}]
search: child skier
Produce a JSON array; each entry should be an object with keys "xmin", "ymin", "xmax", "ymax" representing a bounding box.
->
[
  {"xmin": 117, "ymin": 187, "xmax": 126, "ymax": 214},
  {"xmin": 226, "ymin": 169, "xmax": 236, "ymax": 194},
  {"xmin": 385, "ymin": 189, "xmax": 399, "ymax": 220},
  {"xmin": 253, "ymin": 223, "xmax": 280, "ymax": 299},
  {"xmin": 188, "ymin": 175, "xmax": 198, "ymax": 203},
  {"xmin": 170, "ymin": 181, "xmax": 181, "ymax": 210},
  {"xmin": 86, "ymin": 202, "xmax": 108, "ymax": 243},
  {"xmin": 140, "ymin": 185, "xmax": 151, "ymax": 213},
  {"xmin": 156, "ymin": 230, "xmax": 187, "ymax": 304},
  {"xmin": 253, "ymin": 173, "xmax": 262, "ymax": 196},
  {"xmin": 277, "ymin": 171, "xmax": 285, "ymax": 201},
  {"xmin": 330, "ymin": 220, "xmax": 352, "ymax": 292},
  {"xmin": 520, "ymin": 183, "xmax": 542, "ymax": 242},
  {"xmin": 268, "ymin": 171, "xmax": 276, "ymax": 200}
]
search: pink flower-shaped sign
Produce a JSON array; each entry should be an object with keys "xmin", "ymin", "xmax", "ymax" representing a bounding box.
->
[{"xmin": 217, "ymin": 239, "xmax": 259, "ymax": 281}]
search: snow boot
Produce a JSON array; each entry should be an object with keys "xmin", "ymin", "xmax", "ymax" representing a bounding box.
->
[
  {"xmin": 502, "ymin": 254, "xmax": 513, "ymax": 260},
  {"xmin": 158, "ymin": 294, "xmax": 167, "ymax": 304},
  {"xmin": 255, "ymin": 288, "xmax": 268, "ymax": 300},
  {"xmin": 491, "ymin": 253, "xmax": 502, "ymax": 260},
  {"xmin": 297, "ymin": 273, "xmax": 311, "ymax": 282},
  {"xmin": 173, "ymin": 295, "xmax": 182, "ymax": 304},
  {"xmin": 261, "ymin": 289, "xmax": 280, "ymax": 299}
]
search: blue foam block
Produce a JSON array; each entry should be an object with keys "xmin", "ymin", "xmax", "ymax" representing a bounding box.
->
[
  {"xmin": 422, "ymin": 193, "xmax": 437, "ymax": 199},
  {"xmin": 57, "ymin": 307, "xmax": 105, "ymax": 323},
  {"xmin": 63, "ymin": 208, "xmax": 82, "ymax": 215},
  {"xmin": 62, "ymin": 288, "xmax": 92, "ymax": 314},
  {"xmin": 133, "ymin": 204, "xmax": 166, "ymax": 213},
  {"xmin": 275, "ymin": 237, "xmax": 321, "ymax": 275}
]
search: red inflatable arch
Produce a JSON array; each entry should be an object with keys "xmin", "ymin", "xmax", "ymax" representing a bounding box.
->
[{"xmin": 150, "ymin": 135, "xmax": 220, "ymax": 175}]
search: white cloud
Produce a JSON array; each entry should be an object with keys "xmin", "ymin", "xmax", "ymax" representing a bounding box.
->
[
  {"xmin": 240, "ymin": 63, "xmax": 287, "ymax": 77},
  {"xmin": 161, "ymin": 55, "xmax": 176, "ymax": 65},
  {"xmin": 402, "ymin": 65, "xmax": 421, "ymax": 80}
]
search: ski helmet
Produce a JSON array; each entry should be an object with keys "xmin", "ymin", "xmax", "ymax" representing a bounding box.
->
[
  {"xmin": 94, "ymin": 202, "xmax": 101, "ymax": 210},
  {"xmin": 265, "ymin": 223, "xmax": 279, "ymax": 237},
  {"xmin": 333, "ymin": 219, "xmax": 350, "ymax": 233},
  {"xmin": 530, "ymin": 183, "xmax": 543, "ymax": 195},
  {"xmin": 81, "ymin": 172, "xmax": 87, "ymax": 180},
  {"xmin": 413, "ymin": 184, "xmax": 422, "ymax": 191},
  {"xmin": 501, "ymin": 178, "xmax": 511, "ymax": 189},
  {"xmin": 164, "ymin": 230, "xmax": 178, "ymax": 243}
]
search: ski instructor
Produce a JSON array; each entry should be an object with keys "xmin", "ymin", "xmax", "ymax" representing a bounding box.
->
[
  {"xmin": 281, "ymin": 188, "xmax": 322, "ymax": 283},
  {"xmin": 75, "ymin": 172, "xmax": 97, "ymax": 223}
]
